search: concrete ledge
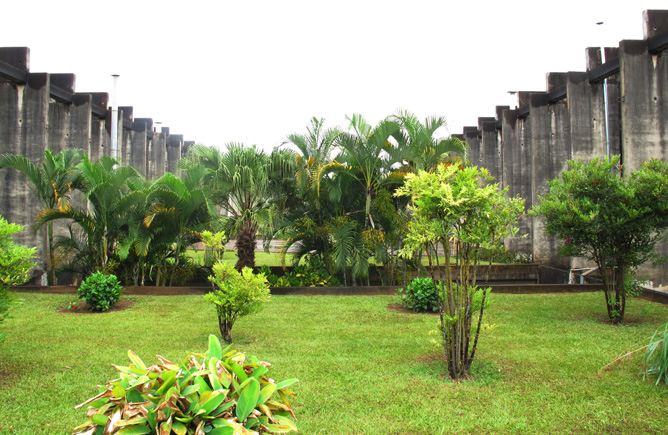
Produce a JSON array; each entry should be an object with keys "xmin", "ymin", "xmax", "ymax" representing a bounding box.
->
[{"xmin": 640, "ymin": 287, "xmax": 668, "ymax": 304}]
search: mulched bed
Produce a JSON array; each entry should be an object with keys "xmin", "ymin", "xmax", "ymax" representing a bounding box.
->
[{"xmin": 57, "ymin": 299, "xmax": 136, "ymax": 314}]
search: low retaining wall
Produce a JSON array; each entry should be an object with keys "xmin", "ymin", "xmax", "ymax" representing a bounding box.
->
[{"xmin": 12, "ymin": 283, "xmax": 667, "ymax": 305}]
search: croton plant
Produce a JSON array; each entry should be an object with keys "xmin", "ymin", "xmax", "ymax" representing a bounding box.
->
[{"xmin": 72, "ymin": 335, "xmax": 298, "ymax": 435}]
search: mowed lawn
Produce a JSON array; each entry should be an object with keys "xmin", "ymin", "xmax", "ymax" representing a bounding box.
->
[{"xmin": 0, "ymin": 292, "xmax": 667, "ymax": 434}]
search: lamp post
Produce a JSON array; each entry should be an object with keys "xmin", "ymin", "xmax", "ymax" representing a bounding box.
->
[{"xmin": 110, "ymin": 74, "xmax": 120, "ymax": 160}]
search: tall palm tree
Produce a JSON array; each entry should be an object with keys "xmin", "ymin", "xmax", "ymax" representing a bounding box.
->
[
  {"xmin": 0, "ymin": 149, "xmax": 83, "ymax": 284},
  {"xmin": 184, "ymin": 144, "xmax": 294, "ymax": 270}
]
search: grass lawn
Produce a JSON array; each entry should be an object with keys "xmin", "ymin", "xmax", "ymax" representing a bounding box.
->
[{"xmin": 1, "ymin": 292, "xmax": 667, "ymax": 434}]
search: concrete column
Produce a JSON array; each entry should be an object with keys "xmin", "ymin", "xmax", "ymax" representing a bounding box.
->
[
  {"xmin": 167, "ymin": 134, "xmax": 183, "ymax": 174},
  {"xmin": 478, "ymin": 116, "xmax": 501, "ymax": 184},
  {"xmin": 87, "ymin": 93, "xmax": 108, "ymax": 161},
  {"xmin": 529, "ymin": 78, "xmax": 571, "ymax": 273},
  {"xmin": 619, "ymin": 10, "xmax": 668, "ymax": 286},
  {"xmin": 463, "ymin": 126, "xmax": 480, "ymax": 167},
  {"xmin": 148, "ymin": 127, "xmax": 168, "ymax": 180},
  {"xmin": 567, "ymin": 61, "xmax": 608, "ymax": 160},
  {"xmin": 47, "ymin": 74, "xmax": 76, "ymax": 153},
  {"xmin": 130, "ymin": 120, "xmax": 149, "ymax": 176},
  {"xmin": 70, "ymin": 93, "xmax": 93, "ymax": 154},
  {"xmin": 502, "ymin": 108, "xmax": 532, "ymax": 255},
  {"xmin": 119, "ymin": 106, "xmax": 133, "ymax": 165}
]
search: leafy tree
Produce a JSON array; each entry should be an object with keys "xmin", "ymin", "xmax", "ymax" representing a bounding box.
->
[
  {"xmin": 530, "ymin": 156, "xmax": 668, "ymax": 324},
  {"xmin": 397, "ymin": 165, "xmax": 524, "ymax": 379},
  {"xmin": 204, "ymin": 261, "xmax": 270, "ymax": 343},
  {"xmin": 0, "ymin": 149, "xmax": 82, "ymax": 284},
  {"xmin": 0, "ymin": 216, "xmax": 36, "ymax": 341}
]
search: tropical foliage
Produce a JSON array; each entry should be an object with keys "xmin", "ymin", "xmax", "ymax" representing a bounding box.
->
[
  {"xmin": 204, "ymin": 262, "xmax": 271, "ymax": 343},
  {"xmin": 0, "ymin": 149, "xmax": 82, "ymax": 284},
  {"xmin": 72, "ymin": 335, "xmax": 298, "ymax": 435},
  {"xmin": 530, "ymin": 156, "xmax": 668, "ymax": 323}
]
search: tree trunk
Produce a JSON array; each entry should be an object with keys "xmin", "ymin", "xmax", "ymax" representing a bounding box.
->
[
  {"xmin": 219, "ymin": 316, "xmax": 232, "ymax": 343},
  {"xmin": 235, "ymin": 220, "xmax": 257, "ymax": 271}
]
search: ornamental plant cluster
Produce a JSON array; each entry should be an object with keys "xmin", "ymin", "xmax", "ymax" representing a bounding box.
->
[
  {"xmin": 72, "ymin": 335, "xmax": 298, "ymax": 435},
  {"xmin": 77, "ymin": 272, "xmax": 123, "ymax": 312},
  {"xmin": 398, "ymin": 277, "xmax": 439, "ymax": 313},
  {"xmin": 204, "ymin": 262, "xmax": 271, "ymax": 343}
]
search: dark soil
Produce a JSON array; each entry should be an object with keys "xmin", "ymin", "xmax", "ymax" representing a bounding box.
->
[
  {"xmin": 58, "ymin": 299, "xmax": 136, "ymax": 314},
  {"xmin": 387, "ymin": 303, "xmax": 439, "ymax": 315}
]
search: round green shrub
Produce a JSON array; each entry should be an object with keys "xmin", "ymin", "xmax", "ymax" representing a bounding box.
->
[
  {"xmin": 77, "ymin": 271, "xmax": 122, "ymax": 312},
  {"xmin": 398, "ymin": 277, "xmax": 440, "ymax": 312}
]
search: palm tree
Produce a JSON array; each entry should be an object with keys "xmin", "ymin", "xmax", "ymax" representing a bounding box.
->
[
  {"xmin": 281, "ymin": 117, "xmax": 341, "ymax": 213},
  {"xmin": 333, "ymin": 114, "xmax": 403, "ymax": 229},
  {"xmin": 184, "ymin": 144, "xmax": 294, "ymax": 270},
  {"xmin": 141, "ymin": 167, "xmax": 213, "ymax": 285},
  {"xmin": 0, "ymin": 149, "xmax": 83, "ymax": 284},
  {"xmin": 391, "ymin": 110, "xmax": 466, "ymax": 172},
  {"xmin": 35, "ymin": 155, "xmax": 145, "ymax": 273}
]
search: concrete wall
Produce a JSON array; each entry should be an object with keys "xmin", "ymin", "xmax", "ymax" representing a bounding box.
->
[
  {"xmin": 461, "ymin": 10, "xmax": 668, "ymax": 285},
  {"xmin": 0, "ymin": 47, "xmax": 191, "ymax": 283}
]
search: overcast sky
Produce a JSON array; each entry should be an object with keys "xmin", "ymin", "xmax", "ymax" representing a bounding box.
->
[{"xmin": 2, "ymin": 1, "xmax": 666, "ymax": 152}]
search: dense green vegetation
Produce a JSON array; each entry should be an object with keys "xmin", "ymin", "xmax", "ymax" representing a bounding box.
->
[{"xmin": 0, "ymin": 292, "xmax": 667, "ymax": 434}]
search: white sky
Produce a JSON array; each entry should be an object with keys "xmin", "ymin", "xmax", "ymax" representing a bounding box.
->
[{"xmin": 2, "ymin": 1, "xmax": 666, "ymax": 152}]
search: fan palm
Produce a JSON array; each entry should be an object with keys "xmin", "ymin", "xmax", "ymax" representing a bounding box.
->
[{"xmin": 184, "ymin": 144, "xmax": 294, "ymax": 270}]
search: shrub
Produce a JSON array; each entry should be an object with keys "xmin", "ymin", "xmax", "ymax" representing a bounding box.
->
[
  {"xmin": 77, "ymin": 272, "xmax": 123, "ymax": 312},
  {"xmin": 72, "ymin": 334, "xmax": 298, "ymax": 435},
  {"xmin": 398, "ymin": 277, "xmax": 439, "ymax": 312},
  {"xmin": 204, "ymin": 262, "xmax": 270, "ymax": 343},
  {"xmin": 264, "ymin": 256, "xmax": 339, "ymax": 288}
]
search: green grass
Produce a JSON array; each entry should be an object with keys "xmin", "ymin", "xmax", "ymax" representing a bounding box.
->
[
  {"xmin": 1, "ymin": 292, "xmax": 667, "ymax": 434},
  {"xmin": 186, "ymin": 249, "xmax": 286, "ymax": 267}
]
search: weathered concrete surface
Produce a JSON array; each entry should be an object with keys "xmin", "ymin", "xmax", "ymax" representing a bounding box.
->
[
  {"xmin": 619, "ymin": 11, "xmax": 668, "ymax": 286},
  {"xmin": 463, "ymin": 126, "xmax": 480, "ymax": 166},
  {"xmin": 529, "ymin": 84, "xmax": 570, "ymax": 269},
  {"xmin": 479, "ymin": 116, "xmax": 502, "ymax": 184}
]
